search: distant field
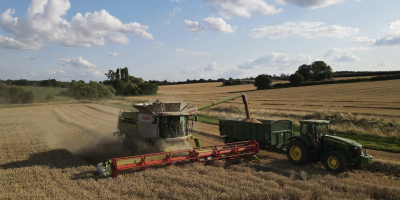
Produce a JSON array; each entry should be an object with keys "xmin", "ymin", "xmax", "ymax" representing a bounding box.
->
[
  {"xmin": 21, "ymin": 86, "xmax": 68, "ymax": 101},
  {"xmin": 129, "ymin": 79, "xmax": 400, "ymax": 119}
]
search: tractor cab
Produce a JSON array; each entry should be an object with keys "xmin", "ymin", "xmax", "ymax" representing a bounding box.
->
[{"xmin": 299, "ymin": 120, "xmax": 331, "ymax": 146}]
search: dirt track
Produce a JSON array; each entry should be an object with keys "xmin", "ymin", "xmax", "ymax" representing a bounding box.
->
[{"xmin": 1, "ymin": 103, "xmax": 400, "ymax": 199}]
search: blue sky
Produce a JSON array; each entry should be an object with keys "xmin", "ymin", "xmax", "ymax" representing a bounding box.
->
[{"xmin": 0, "ymin": 0, "xmax": 399, "ymax": 82}]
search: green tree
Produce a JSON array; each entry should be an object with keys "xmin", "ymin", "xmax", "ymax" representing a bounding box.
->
[
  {"xmin": 254, "ymin": 74, "xmax": 273, "ymax": 90},
  {"xmin": 138, "ymin": 82, "xmax": 158, "ymax": 95},
  {"xmin": 311, "ymin": 61, "xmax": 333, "ymax": 81},
  {"xmin": 289, "ymin": 73, "xmax": 304, "ymax": 85},
  {"xmin": 128, "ymin": 76, "xmax": 143, "ymax": 84},
  {"xmin": 112, "ymin": 79, "xmax": 124, "ymax": 95},
  {"xmin": 296, "ymin": 64, "xmax": 312, "ymax": 81}
]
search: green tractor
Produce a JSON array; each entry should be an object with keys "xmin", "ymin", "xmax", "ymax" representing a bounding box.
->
[{"xmin": 287, "ymin": 120, "xmax": 373, "ymax": 173}]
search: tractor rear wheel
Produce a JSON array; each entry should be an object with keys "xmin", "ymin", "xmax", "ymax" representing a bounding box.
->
[
  {"xmin": 286, "ymin": 140, "xmax": 310, "ymax": 166},
  {"xmin": 322, "ymin": 150, "xmax": 348, "ymax": 173}
]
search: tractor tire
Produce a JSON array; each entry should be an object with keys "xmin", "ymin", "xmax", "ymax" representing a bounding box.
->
[
  {"xmin": 286, "ymin": 140, "xmax": 310, "ymax": 166},
  {"xmin": 322, "ymin": 150, "xmax": 348, "ymax": 173},
  {"xmin": 225, "ymin": 137, "xmax": 236, "ymax": 144}
]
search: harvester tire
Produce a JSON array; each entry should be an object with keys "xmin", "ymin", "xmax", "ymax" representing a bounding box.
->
[
  {"xmin": 322, "ymin": 150, "xmax": 348, "ymax": 173},
  {"xmin": 286, "ymin": 140, "xmax": 310, "ymax": 166}
]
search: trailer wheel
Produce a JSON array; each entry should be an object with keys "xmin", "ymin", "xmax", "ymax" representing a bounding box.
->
[
  {"xmin": 286, "ymin": 140, "xmax": 310, "ymax": 165},
  {"xmin": 322, "ymin": 150, "xmax": 348, "ymax": 173}
]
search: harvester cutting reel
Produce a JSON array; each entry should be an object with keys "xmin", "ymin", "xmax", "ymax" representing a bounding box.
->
[{"xmin": 97, "ymin": 140, "xmax": 260, "ymax": 177}]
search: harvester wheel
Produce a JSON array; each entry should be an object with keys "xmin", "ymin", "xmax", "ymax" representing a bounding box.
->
[
  {"xmin": 286, "ymin": 140, "xmax": 310, "ymax": 166},
  {"xmin": 322, "ymin": 150, "xmax": 348, "ymax": 173}
]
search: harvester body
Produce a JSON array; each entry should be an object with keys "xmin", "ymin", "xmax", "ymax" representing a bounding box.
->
[{"xmin": 116, "ymin": 93, "xmax": 247, "ymax": 153}]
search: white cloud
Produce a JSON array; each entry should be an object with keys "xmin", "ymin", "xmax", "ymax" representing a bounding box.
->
[
  {"xmin": 189, "ymin": 38, "xmax": 199, "ymax": 42},
  {"xmin": 375, "ymin": 62, "xmax": 388, "ymax": 68},
  {"xmin": 181, "ymin": 67, "xmax": 201, "ymax": 74},
  {"xmin": 236, "ymin": 52, "xmax": 316, "ymax": 69},
  {"xmin": 46, "ymin": 70, "xmax": 66, "ymax": 75},
  {"xmin": 205, "ymin": 0, "xmax": 283, "ymax": 19},
  {"xmin": 58, "ymin": 56, "xmax": 103, "ymax": 77},
  {"xmin": 203, "ymin": 16, "xmax": 235, "ymax": 33},
  {"xmin": 21, "ymin": 56, "xmax": 35, "ymax": 60},
  {"xmin": 275, "ymin": 0, "xmax": 344, "ymax": 9},
  {"xmin": 165, "ymin": 48, "xmax": 213, "ymax": 56},
  {"xmin": 204, "ymin": 62, "xmax": 222, "ymax": 71},
  {"xmin": 0, "ymin": 0, "xmax": 153, "ymax": 50},
  {"xmin": 324, "ymin": 47, "xmax": 368, "ymax": 57},
  {"xmin": 374, "ymin": 20, "xmax": 400, "ymax": 47},
  {"xmin": 0, "ymin": 35, "xmax": 39, "ymax": 50},
  {"xmin": 183, "ymin": 52, "xmax": 213, "ymax": 56},
  {"xmin": 154, "ymin": 41, "xmax": 165, "ymax": 47},
  {"xmin": 169, "ymin": 7, "xmax": 181, "ymax": 16},
  {"xmin": 332, "ymin": 53, "xmax": 360, "ymax": 62},
  {"xmin": 144, "ymin": 41, "xmax": 165, "ymax": 49},
  {"xmin": 165, "ymin": 48, "xmax": 187, "ymax": 54},
  {"xmin": 184, "ymin": 20, "xmax": 206, "ymax": 33},
  {"xmin": 54, "ymin": 53, "xmax": 63, "ymax": 56},
  {"xmin": 350, "ymin": 37, "xmax": 376, "ymax": 44},
  {"xmin": 171, "ymin": 0, "xmax": 185, "ymax": 2},
  {"xmin": 166, "ymin": 20, "xmax": 171, "ymax": 24},
  {"xmin": 108, "ymin": 52, "xmax": 118, "ymax": 56},
  {"xmin": 250, "ymin": 21, "xmax": 359, "ymax": 39},
  {"xmin": 59, "ymin": 56, "xmax": 97, "ymax": 68},
  {"xmin": 29, "ymin": 72, "xmax": 39, "ymax": 76}
]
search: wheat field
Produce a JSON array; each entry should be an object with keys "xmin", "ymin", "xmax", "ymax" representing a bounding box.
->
[
  {"xmin": 123, "ymin": 79, "xmax": 400, "ymax": 120},
  {"xmin": 1, "ymin": 102, "xmax": 400, "ymax": 199}
]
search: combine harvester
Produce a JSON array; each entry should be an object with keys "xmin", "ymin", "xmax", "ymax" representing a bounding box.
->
[
  {"xmin": 98, "ymin": 93, "xmax": 373, "ymax": 176},
  {"xmin": 98, "ymin": 93, "xmax": 257, "ymax": 177}
]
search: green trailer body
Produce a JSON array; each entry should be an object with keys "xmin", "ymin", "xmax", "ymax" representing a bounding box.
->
[{"xmin": 219, "ymin": 117, "xmax": 293, "ymax": 149}]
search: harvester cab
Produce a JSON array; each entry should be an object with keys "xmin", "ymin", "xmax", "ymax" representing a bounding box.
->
[
  {"xmin": 116, "ymin": 100, "xmax": 201, "ymax": 153},
  {"xmin": 287, "ymin": 120, "xmax": 373, "ymax": 173}
]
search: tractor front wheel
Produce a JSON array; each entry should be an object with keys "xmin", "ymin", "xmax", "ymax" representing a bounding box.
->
[
  {"xmin": 322, "ymin": 151, "xmax": 348, "ymax": 173},
  {"xmin": 286, "ymin": 140, "xmax": 310, "ymax": 166}
]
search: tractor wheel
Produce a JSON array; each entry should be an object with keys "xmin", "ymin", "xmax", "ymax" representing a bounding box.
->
[
  {"xmin": 225, "ymin": 137, "xmax": 236, "ymax": 144},
  {"xmin": 286, "ymin": 140, "xmax": 310, "ymax": 166},
  {"xmin": 322, "ymin": 151, "xmax": 348, "ymax": 173}
]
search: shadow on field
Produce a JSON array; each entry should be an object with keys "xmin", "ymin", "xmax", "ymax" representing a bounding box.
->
[{"xmin": 0, "ymin": 149, "xmax": 90, "ymax": 170}]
